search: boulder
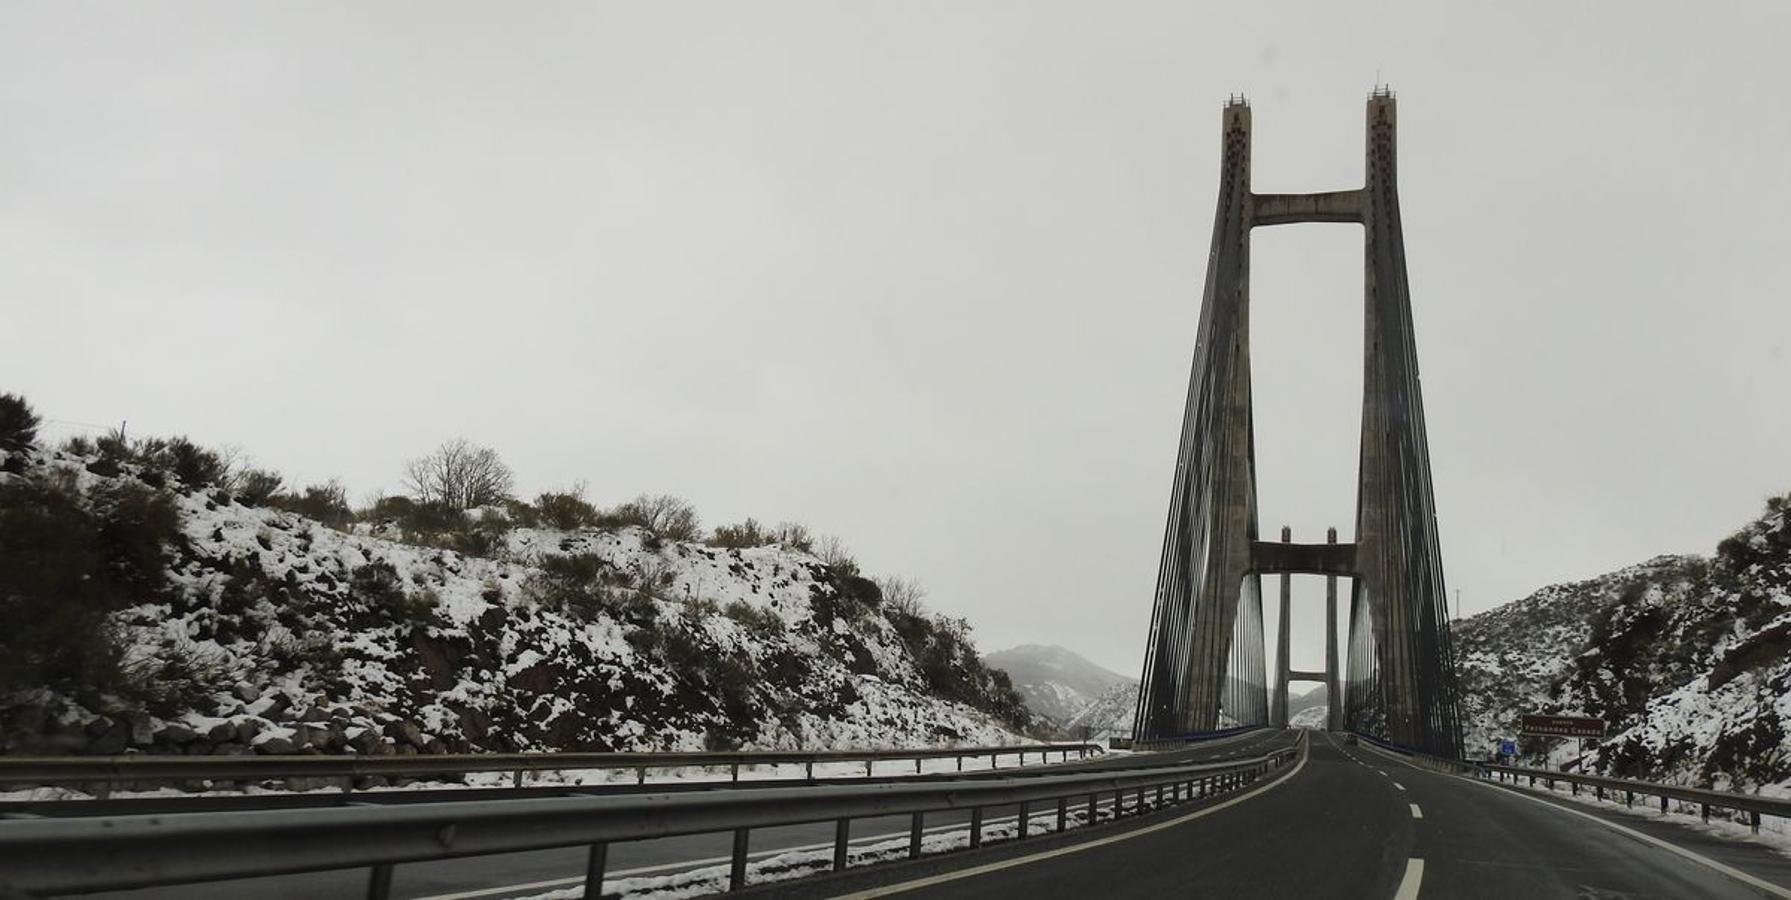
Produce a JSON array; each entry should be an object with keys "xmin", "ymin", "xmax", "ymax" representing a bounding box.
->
[
  {"xmin": 235, "ymin": 718, "xmax": 265, "ymax": 744},
  {"xmin": 212, "ymin": 742, "xmax": 250, "ymax": 756},
  {"xmin": 155, "ymin": 723, "xmax": 199, "ymax": 745},
  {"xmin": 82, "ymin": 719, "xmax": 129, "ymax": 756},
  {"xmin": 254, "ymin": 736, "xmax": 297, "ymax": 755},
  {"xmin": 233, "ymin": 683, "xmax": 261, "ymax": 703},
  {"xmin": 207, "ymin": 722, "xmax": 237, "ymax": 743},
  {"xmin": 123, "ymin": 711, "xmax": 154, "ymax": 746}
]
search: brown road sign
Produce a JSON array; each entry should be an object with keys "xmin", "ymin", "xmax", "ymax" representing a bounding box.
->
[{"xmin": 1519, "ymin": 714, "xmax": 1606, "ymax": 738}]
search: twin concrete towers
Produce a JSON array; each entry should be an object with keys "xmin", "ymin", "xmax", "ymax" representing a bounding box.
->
[{"xmin": 1133, "ymin": 89, "xmax": 1463, "ymax": 757}]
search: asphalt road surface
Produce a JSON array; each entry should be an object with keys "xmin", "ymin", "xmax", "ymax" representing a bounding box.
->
[
  {"xmin": 785, "ymin": 732, "xmax": 1791, "ymax": 900},
  {"xmin": 82, "ymin": 729, "xmax": 1294, "ymax": 900}
]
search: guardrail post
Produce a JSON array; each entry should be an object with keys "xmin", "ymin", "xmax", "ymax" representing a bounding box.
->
[
  {"xmin": 969, "ymin": 808, "xmax": 984, "ymax": 848},
  {"xmin": 915, "ymin": 758, "xmax": 921, "ymax": 774},
  {"xmin": 865, "ymin": 760, "xmax": 873, "ymax": 778},
  {"xmin": 581, "ymin": 843, "xmax": 608, "ymax": 900},
  {"xmin": 366, "ymin": 863, "xmax": 394, "ymax": 900},
  {"xmin": 1625, "ymin": 790, "xmax": 1633, "ymax": 808},
  {"xmin": 730, "ymin": 828, "xmax": 750, "ymax": 890},
  {"xmin": 806, "ymin": 761, "xmax": 814, "ymax": 782},
  {"xmin": 1751, "ymin": 811, "xmax": 1761, "ymax": 834},
  {"xmin": 833, "ymin": 818, "xmax": 850, "ymax": 870},
  {"xmin": 636, "ymin": 767, "xmax": 646, "ymax": 785},
  {"xmin": 1018, "ymin": 801, "xmax": 1030, "ymax": 838},
  {"xmin": 512, "ymin": 770, "xmax": 524, "ymax": 788},
  {"xmin": 730, "ymin": 763, "xmax": 739, "ymax": 783},
  {"xmin": 1660, "ymin": 795, "xmax": 1668, "ymax": 813},
  {"xmin": 1701, "ymin": 802, "xmax": 1710, "ymax": 823},
  {"xmin": 991, "ymin": 752, "xmax": 999, "ymax": 769},
  {"xmin": 1087, "ymin": 792, "xmax": 1098, "ymax": 823},
  {"xmin": 909, "ymin": 812, "xmax": 924, "ymax": 858},
  {"xmin": 956, "ymin": 755, "xmax": 964, "ymax": 772},
  {"xmin": 1057, "ymin": 797, "xmax": 1068, "ymax": 832},
  {"xmin": 1595, "ymin": 785, "xmax": 1602, "ymax": 801}
]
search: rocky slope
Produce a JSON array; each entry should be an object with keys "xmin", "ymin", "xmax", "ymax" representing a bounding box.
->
[
  {"xmin": 1455, "ymin": 493, "xmax": 1791, "ymax": 794},
  {"xmin": 1063, "ymin": 681, "xmax": 1140, "ymax": 739},
  {"xmin": 985, "ymin": 644, "xmax": 1134, "ymax": 728},
  {"xmin": 0, "ymin": 443, "xmax": 1028, "ymax": 761}
]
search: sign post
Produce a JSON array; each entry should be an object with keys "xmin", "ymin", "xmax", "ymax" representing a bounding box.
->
[
  {"xmin": 1518, "ymin": 714, "xmax": 1605, "ymax": 769},
  {"xmin": 1518, "ymin": 714, "xmax": 1606, "ymax": 739}
]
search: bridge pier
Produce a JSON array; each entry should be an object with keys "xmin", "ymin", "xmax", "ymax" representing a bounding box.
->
[{"xmin": 1271, "ymin": 526, "xmax": 1291, "ymax": 726}]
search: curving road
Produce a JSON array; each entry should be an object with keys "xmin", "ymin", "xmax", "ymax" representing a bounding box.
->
[{"xmin": 790, "ymin": 732, "xmax": 1791, "ymax": 899}]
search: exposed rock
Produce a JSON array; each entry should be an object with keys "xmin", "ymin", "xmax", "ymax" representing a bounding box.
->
[
  {"xmin": 155, "ymin": 723, "xmax": 198, "ymax": 745},
  {"xmin": 254, "ymin": 736, "xmax": 296, "ymax": 755},
  {"xmin": 83, "ymin": 719, "xmax": 130, "ymax": 756}
]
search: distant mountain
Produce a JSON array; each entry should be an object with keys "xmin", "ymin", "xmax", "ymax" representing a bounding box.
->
[
  {"xmin": 1064, "ymin": 681, "xmax": 1139, "ymax": 739},
  {"xmin": 1455, "ymin": 492, "xmax": 1791, "ymax": 793},
  {"xmin": 1288, "ymin": 683, "xmax": 1328, "ymax": 718},
  {"xmin": 986, "ymin": 644, "xmax": 1135, "ymax": 727}
]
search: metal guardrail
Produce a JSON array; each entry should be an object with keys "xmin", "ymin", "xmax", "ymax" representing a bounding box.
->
[
  {"xmin": 0, "ymin": 743, "xmax": 1101, "ymax": 796},
  {"xmin": 1351, "ymin": 731, "xmax": 1788, "ymax": 835},
  {"xmin": 0, "ymin": 740, "xmax": 1300, "ymax": 899},
  {"xmin": 1481, "ymin": 763, "xmax": 1791, "ymax": 834},
  {"xmin": 1131, "ymin": 724, "xmax": 1266, "ymax": 752}
]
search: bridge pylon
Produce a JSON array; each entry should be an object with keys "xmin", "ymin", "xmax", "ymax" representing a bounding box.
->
[{"xmin": 1133, "ymin": 89, "xmax": 1463, "ymax": 758}]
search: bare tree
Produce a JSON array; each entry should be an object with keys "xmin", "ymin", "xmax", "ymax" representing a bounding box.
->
[
  {"xmin": 874, "ymin": 575, "xmax": 928, "ymax": 618},
  {"xmin": 403, "ymin": 438, "xmax": 514, "ymax": 510}
]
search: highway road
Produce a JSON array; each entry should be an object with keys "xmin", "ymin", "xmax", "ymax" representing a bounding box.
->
[
  {"xmin": 83, "ymin": 729, "xmax": 1294, "ymax": 900},
  {"xmin": 790, "ymin": 732, "xmax": 1791, "ymax": 899}
]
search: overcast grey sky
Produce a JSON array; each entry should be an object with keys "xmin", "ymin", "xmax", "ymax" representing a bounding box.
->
[{"xmin": 4, "ymin": 2, "xmax": 1788, "ymax": 677}]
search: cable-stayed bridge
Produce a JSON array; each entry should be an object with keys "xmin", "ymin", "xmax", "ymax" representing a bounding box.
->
[{"xmin": 1134, "ymin": 88, "xmax": 1463, "ymax": 759}]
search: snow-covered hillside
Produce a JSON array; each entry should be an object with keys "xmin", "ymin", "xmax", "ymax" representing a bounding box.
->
[
  {"xmin": 1455, "ymin": 493, "xmax": 1791, "ymax": 794},
  {"xmin": 1063, "ymin": 681, "xmax": 1139, "ymax": 739},
  {"xmin": 0, "ymin": 443, "xmax": 1028, "ymax": 759},
  {"xmin": 985, "ymin": 644, "xmax": 1134, "ymax": 728}
]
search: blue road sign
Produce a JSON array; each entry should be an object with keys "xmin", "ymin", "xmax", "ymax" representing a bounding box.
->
[{"xmin": 1499, "ymin": 739, "xmax": 1517, "ymax": 756}]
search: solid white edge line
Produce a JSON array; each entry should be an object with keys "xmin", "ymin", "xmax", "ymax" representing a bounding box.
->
[
  {"xmin": 1459, "ymin": 776, "xmax": 1791, "ymax": 899},
  {"xmin": 1393, "ymin": 858, "xmax": 1424, "ymax": 900},
  {"xmin": 413, "ymin": 803, "xmax": 1111, "ymax": 900},
  {"xmin": 1355, "ymin": 738, "xmax": 1791, "ymax": 900},
  {"xmin": 1409, "ymin": 803, "xmax": 1423, "ymax": 819},
  {"xmin": 824, "ymin": 733, "xmax": 1311, "ymax": 899},
  {"xmin": 417, "ymin": 738, "xmax": 1288, "ymax": 900}
]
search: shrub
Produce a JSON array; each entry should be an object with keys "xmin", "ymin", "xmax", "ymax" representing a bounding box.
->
[
  {"xmin": 536, "ymin": 487, "xmax": 598, "ymax": 530},
  {"xmin": 708, "ymin": 518, "xmax": 768, "ymax": 549},
  {"xmin": 234, "ymin": 469, "xmax": 284, "ymax": 506},
  {"xmin": 162, "ymin": 437, "xmax": 229, "ymax": 490},
  {"xmin": 271, "ymin": 480, "xmax": 354, "ymax": 529},
  {"xmin": 0, "ymin": 469, "xmax": 183, "ymax": 699},
  {"xmin": 773, "ymin": 521, "xmax": 814, "ymax": 553},
  {"xmin": 815, "ymin": 534, "xmax": 860, "ymax": 578},
  {"xmin": 609, "ymin": 494, "xmax": 702, "ymax": 541},
  {"xmin": 347, "ymin": 561, "xmax": 435, "ymax": 620},
  {"xmin": 403, "ymin": 438, "xmax": 514, "ymax": 510},
  {"xmin": 0, "ymin": 393, "xmax": 40, "ymax": 453},
  {"xmin": 722, "ymin": 600, "xmax": 783, "ymax": 636},
  {"xmin": 875, "ymin": 575, "xmax": 928, "ymax": 618},
  {"xmin": 526, "ymin": 553, "xmax": 658, "ymax": 621}
]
